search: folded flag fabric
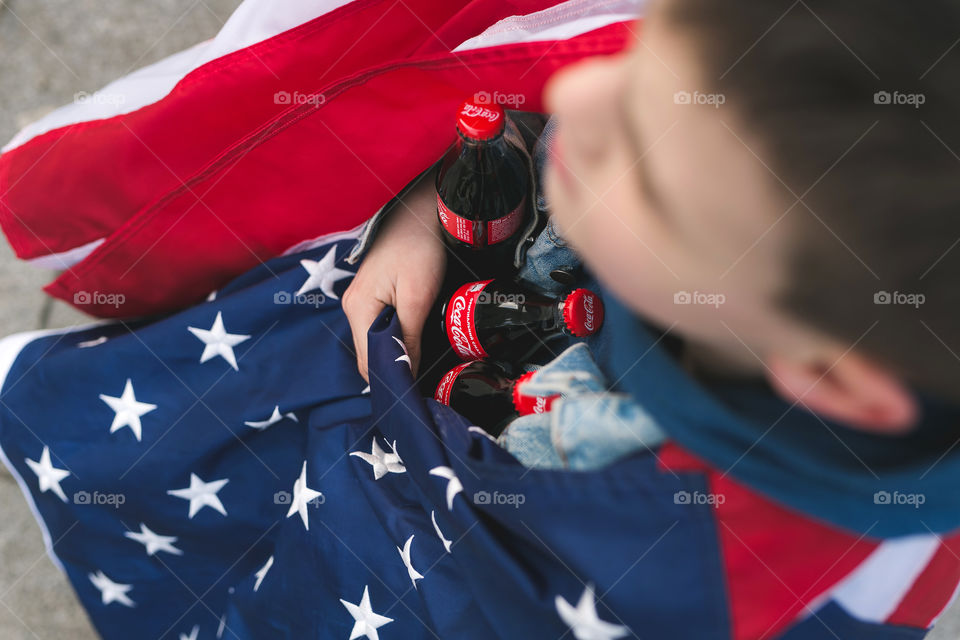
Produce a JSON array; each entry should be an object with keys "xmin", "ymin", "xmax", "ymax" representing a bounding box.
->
[{"xmin": 0, "ymin": 230, "xmax": 730, "ymax": 639}]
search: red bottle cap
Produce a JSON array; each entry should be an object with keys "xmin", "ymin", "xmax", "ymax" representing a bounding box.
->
[
  {"xmin": 512, "ymin": 370, "xmax": 559, "ymax": 416},
  {"xmin": 456, "ymin": 98, "xmax": 505, "ymax": 141},
  {"xmin": 562, "ymin": 289, "xmax": 604, "ymax": 337}
]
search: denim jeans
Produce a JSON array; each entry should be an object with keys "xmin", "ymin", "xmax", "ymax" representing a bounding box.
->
[{"xmin": 498, "ymin": 343, "xmax": 665, "ymax": 470}]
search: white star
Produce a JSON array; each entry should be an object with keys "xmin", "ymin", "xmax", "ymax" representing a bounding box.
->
[
  {"xmin": 24, "ymin": 446, "xmax": 70, "ymax": 502},
  {"xmin": 468, "ymin": 426, "xmax": 497, "ymax": 442},
  {"xmin": 350, "ymin": 438, "xmax": 405, "ymax": 480},
  {"xmin": 89, "ymin": 570, "xmax": 135, "ymax": 607},
  {"xmin": 392, "ymin": 336, "xmax": 411, "ymax": 369},
  {"xmin": 187, "ymin": 312, "xmax": 251, "ymax": 371},
  {"xmin": 99, "ymin": 379, "xmax": 157, "ymax": 441},
  {"xmin": 555, "ymin": 584, "xmax": 629, "ymax": 640},
  {"xmin": 296, "ymin": 245, "xmax": 354, "ymax": 300},
  {"xmin": 397, "ymin": 535, "xmax": 424, "ymax": 587},
  {"xmin": 124, "ymin": 523, "xmax": 182, "ymax": 556},
  {"xmin": 253, "ymin": 555, "xmax": 273, "ymax": 592},
  {"xmin": 431, "ymin": 510, "xmax": 452, "ymax": 553},
  {"xmin": 179, "ymin": 625, "xmax": 199, "ymax": 640},
  {"xmin": 244, "ymin": 406, "xmax": 298, "ymax": 430},
  {"xmin": 286, "ymin": 461, "xmax": 323, "ymax": 530},
  {"xmin": 340, "ymin": 585, "xmax": 394, "ymax": 640},
  {"xmin": 167, "ymin": 473, "xmax": 229, "ymax": 518},
  {"xmin": 429, "ymin": 466, "xmax": 463, "ymax": 511},
  {"xmin": 77, "ymin": 336, "xmax": 108, "ymax": 348}
]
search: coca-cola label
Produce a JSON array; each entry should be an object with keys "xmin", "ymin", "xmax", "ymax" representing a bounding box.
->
[
  {"xmin": 512, "ymin": 371, "xmax": 559, "ymax": 416},
  {"xmin": 460, "ymin": 103, "xmax": 502, "ymax": 125},
  {"xmin": 583, "ymin": 295, "xmax": 595, "ymax": 333},
  {"xmin": 437, "ymin": 196, "xmax": 474, "ymax": 244},
  {"xmin": 445, "ymin": 280, "xmax": 493, "ymax": 360},
  {"xmin": 562, "ymin": 289, "xmax": 604, "ymax": 337},
  {"xmin": 434, "ymin": 361, "xmax": 474, "ymax": 406},
  {"xmin": 437, "ymin": 195, "xmax": 526, "ymax": 247},
  {"xmin": 487, "ymin": 197, "xmax": 525, "ymax": 244}
]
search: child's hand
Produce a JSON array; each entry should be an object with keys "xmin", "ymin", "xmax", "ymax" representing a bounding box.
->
[{"xmin": 342, "ymin": 176, "xmax": 446, "ymax": 383}]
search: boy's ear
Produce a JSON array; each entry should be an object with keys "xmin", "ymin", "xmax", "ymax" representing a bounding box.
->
[{"xmin": 765, "ymin": 351, "xmax": 920, "ymax": 434}]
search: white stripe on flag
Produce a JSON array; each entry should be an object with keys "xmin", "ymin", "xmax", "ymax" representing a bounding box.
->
[
  {"xmin": 454, "ymin": 0, "xmax": 644, "ymax": 52},
  {"xmin": 280, "ymin": 220, "xmax": 365, "ymax": 256},
  {"xmin": 2, "ymin": 0, "xmax": 354, "ymax": 153},
  {"xmin": 831, "ymin": 534, "xmax": 941, "ymax": 623},
  {"xmin": 26, "ymin": 237, "xmax": 105, "ymax": 270}
]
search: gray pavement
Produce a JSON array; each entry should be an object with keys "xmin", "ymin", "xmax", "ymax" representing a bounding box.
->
[
  {"xmin": 0, "ymin": 1, "xmax": 958, "ymax": 639},
  {"xmin": 0, "ymin": 2, "xmax": 240, "ymax": 638}
]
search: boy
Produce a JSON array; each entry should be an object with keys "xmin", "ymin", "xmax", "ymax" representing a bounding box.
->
[{"xmin": 345, "ymin": 0, "xmax": 960, "ymax": 637}]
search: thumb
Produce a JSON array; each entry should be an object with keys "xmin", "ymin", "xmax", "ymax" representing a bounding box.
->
[
  {"xmin": 395, "ymin": 296, "xmax": 433, "ymax": 379},
  {"xmin": 397, "ymin": 320, "xmax": 423, "ymax": 379},
  {"xmin": 343, "ymin": 286, "xmax": 391, "ymax": 383}
]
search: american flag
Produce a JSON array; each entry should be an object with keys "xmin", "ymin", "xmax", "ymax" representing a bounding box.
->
[{"xmin": 0, "ymin": 231, "xmax": 694, "ymax": 639}]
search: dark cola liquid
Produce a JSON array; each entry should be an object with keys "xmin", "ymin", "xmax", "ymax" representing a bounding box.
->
[
  {"xmin": 435, "ymin": 360, "xmax": 518, "ymax": 436},
  {"xmin": 441, "ymin": 279, "xmax": 562, "ymax": 363},
  {"xmin": 472, "ymin": 282, "xmax": 561, "ymax": 360},
  {"xmin": 436, "ymin": 131, "xmax": 530, "ymax": 278}
]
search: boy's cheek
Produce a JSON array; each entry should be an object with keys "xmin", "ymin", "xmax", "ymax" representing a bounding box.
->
[{"xmin": 548, "ymin": 167, "xmax": 696, "ymax": 324}]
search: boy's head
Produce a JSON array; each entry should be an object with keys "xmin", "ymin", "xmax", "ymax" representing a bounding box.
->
[{"xmin": 544, "ymin": 0, "xmax": 960, "ymax": 433}]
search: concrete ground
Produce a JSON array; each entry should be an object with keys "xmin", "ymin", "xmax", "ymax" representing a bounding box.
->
[
  {"xmin": 0, "ymin": 1, "xmax": 958, "ymax": 639},
  {"xmin": 0, "ymin": 2, "xmax": 241, "ymax": 638}
]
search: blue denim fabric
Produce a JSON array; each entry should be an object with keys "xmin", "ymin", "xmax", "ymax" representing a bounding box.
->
[
  {"xmin": 498, "ymin": 343, "xmax": 666, "ymax": 470},
  {"xmin": 515, "ymin": 116, "xmax": 585, "ymax": 295}
]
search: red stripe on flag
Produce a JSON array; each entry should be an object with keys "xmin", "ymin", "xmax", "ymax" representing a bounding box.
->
[{"xmin": 659, "ymin": 443, "xmax": 880, "ymax": 640}]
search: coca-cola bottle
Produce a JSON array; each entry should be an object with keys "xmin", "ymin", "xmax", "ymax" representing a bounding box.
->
[
  {"xmin": 441, "ymin": 279, "xmax": 604, "ymax": 362},
  {"xmin": 434, "ymin": 360, "xmax": 558, "ymax": 436},
  {"xmin": 436, "ymin": 98, "xmax": 531, "ymax": 276}
]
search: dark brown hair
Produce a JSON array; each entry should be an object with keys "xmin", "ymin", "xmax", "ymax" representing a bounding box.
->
[{"xmin": 666, "ymin": 0, "xmax": 960, "ymax": 403}]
